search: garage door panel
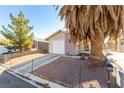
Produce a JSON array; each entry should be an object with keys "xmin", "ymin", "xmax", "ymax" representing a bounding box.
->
[{"xmin": 52, "ymin": 39, "xmax": 65, "ymax": 54}]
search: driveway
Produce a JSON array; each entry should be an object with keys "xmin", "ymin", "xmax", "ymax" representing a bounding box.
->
[{"xmin": 0, "ymin": 69, "xmax": 35, "ymax": 88}]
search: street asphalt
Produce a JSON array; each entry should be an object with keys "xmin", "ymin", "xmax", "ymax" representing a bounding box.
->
[{"xmin": 0, "ymin": 69, "xmax": 36, "ymax": 88}]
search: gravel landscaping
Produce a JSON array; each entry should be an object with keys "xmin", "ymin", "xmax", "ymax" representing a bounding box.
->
[
  {"xmin": 0, "ymin": 53, "xmax": 47, "ymax": 67},
  {"xmin": 33, "ymin": 57, "xmax": 115, "ymax": 88}
]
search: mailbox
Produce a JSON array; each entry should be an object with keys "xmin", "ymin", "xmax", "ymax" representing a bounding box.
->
[{"xmin": 105, "ymin": 60, "xmax": 113, "ymax": 71}]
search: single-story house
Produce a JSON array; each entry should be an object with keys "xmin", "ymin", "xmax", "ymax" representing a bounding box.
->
[
  {"xmin": 107, "ymin": 35, "xmax": 124, "ymax": 52},
  {"xmin": 45, "ymin": 29, "xmax": 124, "ymax": 54},
  {"xmin": 46, "ymin": 30, "xmax": 88, "ymax": 55},
  {"xmin": 32, "ymin": 38, "xmax": 49, "ymax": 52},
  {"xmin": 120, "ymin": 39, "xmax": 124, "ymax": 52},
  {"xmin": 46, "ymin": 30, "xmax": 78, "ymax": 55}
]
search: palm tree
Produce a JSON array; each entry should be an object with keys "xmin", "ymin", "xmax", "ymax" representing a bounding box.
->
[{"xmin": 59, "ymin": 5, "xmax": 124, "ymax": 65}]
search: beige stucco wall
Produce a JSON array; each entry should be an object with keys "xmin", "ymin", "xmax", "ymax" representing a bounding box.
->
[{"xmin": 48, "ymin": 32, "xmax": 65, "ymax": 53}]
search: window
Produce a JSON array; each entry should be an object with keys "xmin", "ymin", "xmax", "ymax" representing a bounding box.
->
[{"xmin": 84, "ymin": 45, "xmax": 89, "ymax": 51}]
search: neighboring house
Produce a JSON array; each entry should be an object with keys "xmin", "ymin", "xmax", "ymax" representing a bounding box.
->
[
  {"xmin": 120, "ymin": 39, "xmax": 124, "ymax": 52},
  {"xmin": 46, "ymin": 30, "xmax": 79, "ymax": 55},
  {"xmin": 118, "ymin": 33, "xmax": 124, "ymax": 52},
  {"xmin": 32, "ymin": 38, "xmax": 49, "ymax": 52},
  {"xmin": 106, "ymin": 33, "xmax": 124, "ymax": 52}
]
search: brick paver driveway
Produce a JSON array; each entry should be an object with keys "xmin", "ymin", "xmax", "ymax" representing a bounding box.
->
[{"xmin": 33, "ymin": 57, "xmax": 115, "ymax": 88}]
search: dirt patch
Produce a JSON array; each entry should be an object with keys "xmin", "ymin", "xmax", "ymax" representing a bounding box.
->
[
  {"xmin": 33, "ymin": 57, "xmax": 115, "ymax": 88},
  {"xmin": 0, "ymin": 50, "xmax": 46, "ymax": 63},
  {"xmin": 0, "ymin": 53, "xmax": 46, "ymax": 67}
]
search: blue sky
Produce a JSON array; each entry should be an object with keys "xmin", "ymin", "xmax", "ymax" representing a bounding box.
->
[{"xmin": 0, "ymin": 5, "xmax": 64, "ymax": 39}]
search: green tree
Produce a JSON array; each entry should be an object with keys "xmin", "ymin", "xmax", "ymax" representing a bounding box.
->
[{"xmin": 0, "ymin": 11, "xmax": 34, "ymax": 52}]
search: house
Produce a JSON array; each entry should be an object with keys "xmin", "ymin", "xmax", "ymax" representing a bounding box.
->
[
  {"xmin": 32, "ymin": 38, "xmax": 49, "ymax": 52},
  {"xmin": 118, "ymin": 33, "xmax": 124, "ymax": 52},
  {"xmin": 120, "ymin": 39, "xmax": 124, "ymax": 52},
  {"xmin": 107, "ymin": 34, "xmax": 124, "ymax": 52},
  {"xmin": 46, "ymin": 30, "xmax": 79, "ymax": 55}
]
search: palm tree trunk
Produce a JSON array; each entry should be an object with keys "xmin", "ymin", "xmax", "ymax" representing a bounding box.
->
[{"xmin": 90, "ymin": 31, "xmax": 104, "ymax": 66}]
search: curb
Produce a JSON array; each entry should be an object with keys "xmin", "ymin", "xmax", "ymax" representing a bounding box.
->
[{"xmin": 0, "ymin": 65, "xmax": 42, "ymax": 88}]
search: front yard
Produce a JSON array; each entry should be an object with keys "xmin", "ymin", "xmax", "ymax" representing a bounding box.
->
[
  {"xmin": 0, "ymin": 53, "xmax": 47, "ymax": 67},
  {"xmin": 33, "ymin": 56, "xmax": 115, "ymax": 88}
]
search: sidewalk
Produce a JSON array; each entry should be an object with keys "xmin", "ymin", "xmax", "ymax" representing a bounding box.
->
[
  {"xmin": 12, "ymin": 54, "xmax": 60, "ymax": 75},
  {"xmin": 106, "ymin": 51, "xmax": 124, "ymax": 70},
  {"xmin": 105, "ymin": 51, "xmax": 124, "ymax": 88}
]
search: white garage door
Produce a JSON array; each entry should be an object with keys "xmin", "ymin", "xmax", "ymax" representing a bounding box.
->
[{"xmin": 52, "ymin": 39, "xmax": 65, "ymax": 54}]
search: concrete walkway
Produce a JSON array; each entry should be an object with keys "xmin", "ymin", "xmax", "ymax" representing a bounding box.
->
[
  {"xmin": 106, "ymin": 51, "xmax": 124, "ymax": 70},
  {"xmin": 27, "ymin": 73, "xmax": 65, "ymax": 88},
  {"xmin": 12, "ymin": 54, "xmax": 60, "ymax": 75},
  {"xmin": 105, "ymin": 51, "xmax": 124, "ymax": 88}
]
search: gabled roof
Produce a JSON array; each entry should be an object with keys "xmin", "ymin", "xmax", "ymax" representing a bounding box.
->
[
  {"xmin": 33, "ymin": 38, "xmax": 49, "ymax": 43},
  {"xmin": 45, "ymin": 30, "xmax": 65, "ymax": 40}
]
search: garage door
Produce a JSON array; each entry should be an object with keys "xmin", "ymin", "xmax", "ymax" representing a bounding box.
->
[{"xmin": 52, "ymin": 39, "xmax": 65, "ymax": 54}]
